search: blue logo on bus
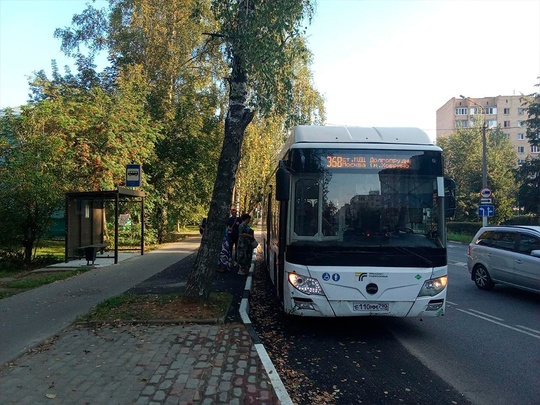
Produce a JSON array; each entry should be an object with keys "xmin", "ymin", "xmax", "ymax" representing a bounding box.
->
[
  {"xmin": 332, "ymin": 273, "xmax": 340, "ymax": 282},
  {"xmin": 322, "ymin": 272, "xmax": 331, "ymax": 281}
]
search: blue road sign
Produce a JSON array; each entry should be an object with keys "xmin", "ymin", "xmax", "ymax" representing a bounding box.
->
[
  {"xmin": 126, "ymin": 164, "xmax": 141, "ymax": 187},
  {"xmin": 478, "ymin": 205, "xmax": 494, "ymax": 217}
]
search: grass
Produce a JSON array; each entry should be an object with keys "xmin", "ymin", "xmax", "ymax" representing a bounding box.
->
[
  {"xmin": 35, "ymin": 238, "xmax": 65, "ymax": 258},
  {"xmin": 78, "ymin": 291, "xmax": 232, "ymax": 323},
  {"xmin": 448, "ymin": 232, "xmax": 474, "ymax": 244},
  {"xmin": 0, "ymin": 268, "xmax": 91, "ymax": 299}
]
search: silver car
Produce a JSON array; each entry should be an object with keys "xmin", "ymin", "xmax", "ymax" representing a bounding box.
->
[{"xmin": 467, "ymin": 225, "xmax": 540, "ymax": 293}]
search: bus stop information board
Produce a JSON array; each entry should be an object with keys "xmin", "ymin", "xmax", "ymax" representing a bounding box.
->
[{"xmin": 126, "ymin": 164, "xmax": 141, "ymax": 187}]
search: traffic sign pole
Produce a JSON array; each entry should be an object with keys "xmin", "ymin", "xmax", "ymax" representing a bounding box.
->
[{"xmin": 479, "ymin": 188, "xmax": 492, "ymax": 225}]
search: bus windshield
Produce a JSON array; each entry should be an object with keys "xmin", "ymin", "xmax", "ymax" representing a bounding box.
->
[{"xmin": 289, "ymin": 149, "xmax": 445, "ymax": 249}]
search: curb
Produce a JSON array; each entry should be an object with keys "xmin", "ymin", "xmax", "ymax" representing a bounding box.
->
[{"xmin": 239, "ymin": 247, "xmax": 294, "ymax": 405}]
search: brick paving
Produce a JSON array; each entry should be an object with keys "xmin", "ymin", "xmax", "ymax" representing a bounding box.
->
[
  {"xmin": 0, "ymin": 323, "xmax": 278, "ymax": 405},
  {"xmin": 0, "ymin": 235, "xmax": 284, "ymax": 405}
]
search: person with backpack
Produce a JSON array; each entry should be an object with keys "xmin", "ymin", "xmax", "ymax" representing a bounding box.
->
[{"xmin": 237, "ymin": 213, "xmax": 257, "ymax": 275}]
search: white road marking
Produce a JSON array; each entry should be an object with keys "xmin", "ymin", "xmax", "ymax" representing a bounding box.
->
[
  {"xmin": 456, "ymin": 308, "xmax": 540, "ymax": 339},
  {"xmin": 466, "ymin": 308, "xmax": 504, "ymax": 321},
  {"xmin": 515, "ymin": 325, "xmax": 540, "ymax": 334}
]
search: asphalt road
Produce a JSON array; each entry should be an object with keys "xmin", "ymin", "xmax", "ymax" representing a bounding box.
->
[
  {"xmin": 249, "ymin": 261, "xmax": 473, "ymax": 405},
  {"xmin": 249, "ymin": 242, "xmax": 540, "ymax": 405},
  {"xmin": 389, "ymin": 242, "xmax": 540, "ymax": 405}
]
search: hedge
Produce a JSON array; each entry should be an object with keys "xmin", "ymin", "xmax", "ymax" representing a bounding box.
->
[
  {"xmin": 501, "ymin": 215, "xmax": 540, "ymax": 225},
  {"xmin": 448, "ymin": 216, "xmax": 539, "ymax": 237},
  {"xmin": 447, "ymin": 222, "xmax": 483, "ymax": 237}
]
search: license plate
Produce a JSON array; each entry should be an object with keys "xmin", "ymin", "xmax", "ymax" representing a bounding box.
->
[{"xmin": 353, "ymin": 302, "xmax": 389, "ymax": 312}]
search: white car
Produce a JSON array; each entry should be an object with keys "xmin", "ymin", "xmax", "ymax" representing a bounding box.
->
[{"xmin": 467, "ymin": 225, "xmax": 540, "ymax": 293}]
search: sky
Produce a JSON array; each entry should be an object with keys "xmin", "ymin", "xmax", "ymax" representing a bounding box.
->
[{"xmin": 1, "ymin": 0, "xmax": 539, "ymax": 141}]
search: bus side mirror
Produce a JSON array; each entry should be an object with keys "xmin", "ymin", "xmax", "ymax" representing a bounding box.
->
[
  {"xmin": 276, "ymin": 160, "xmax": 290, "ymax": 201},
  {"xmin": 444, "ymin": 178, "xmax": 456, "ymax": 218}
]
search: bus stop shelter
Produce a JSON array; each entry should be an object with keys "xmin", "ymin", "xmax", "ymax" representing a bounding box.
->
[{"xmin": 65, "ymin": 187, "xmax": 146, "ymax": 264}]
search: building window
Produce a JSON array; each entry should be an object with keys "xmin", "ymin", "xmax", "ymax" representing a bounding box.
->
[
  {"xmin": 518, "ymin": 159, "xmax": 524, "ymax": 165},
  {"xmin": 455, "ymin": 108, "xmax": 468, "ymax": 115},
  {"xmin": 503, "ymin": 108, "xmax": 510, "ymax": 115},
  {"xmin": 470, "ymin": 107, "xmax": 478, "ymax": 115},
  {"xmin": 487, "ymin": 120, "xmax": 497, "ymax": 128},
  {"xmin": 518, "ymin": 108, "xmax": 525, "ymax": 115},
  {"xmin": 456, "ymin": 120, "xmax": 468, "ymax": 128},
  {"xmin": 503, "ymin": 120, "xmax": 510, "ymax": 128},
  {"xmin": 486, "ymin": 107, "xmax": 497, "ymax": 115},
  {"xmin": 518, "ymin": 121, "xmax": 524, "ymax": 127},
  {"xmin": 518, "ymin": 133, "xmax": 525, "ymax": 140},
  {"xmin": 518, "ymin": 146, "xmax": 525, "ymax": 153},
  {"xmin": 532, "ymin": 146, "xmax": 540, "ymax": 154}
]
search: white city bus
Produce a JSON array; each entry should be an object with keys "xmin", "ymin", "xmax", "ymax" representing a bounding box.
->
[{"xmin": 261, "ymin": 126, "xmax": 455, "ymax": 317}]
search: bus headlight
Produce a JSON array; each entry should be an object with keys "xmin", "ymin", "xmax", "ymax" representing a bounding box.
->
[
  {"xmin": 418, "ymin": 275, "xmax": 448, "ymax": 297},
  {"xmin": 288, "ymin": 273, "xmax": 325, "ymax": 295}
]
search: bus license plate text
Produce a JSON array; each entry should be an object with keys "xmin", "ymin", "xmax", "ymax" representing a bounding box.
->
[{"xmin": 353, "ymin": 302, "xmax": 389, "ymax": 312}]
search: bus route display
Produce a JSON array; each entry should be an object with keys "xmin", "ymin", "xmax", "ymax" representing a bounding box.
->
[{"xmin": 324, "ymin": 154, "xmax": 411, "ymax": 169}]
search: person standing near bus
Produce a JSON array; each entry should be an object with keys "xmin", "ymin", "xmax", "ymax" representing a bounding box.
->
[
  {"xmin": 237, "ymin": 213, "xmax": 256, "ymax": 275},
  {"xmin": 227, "ymin": 206, "xmax": 242, "ymax": 262}
]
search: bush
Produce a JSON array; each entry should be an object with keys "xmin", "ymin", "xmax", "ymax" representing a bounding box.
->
[
  {"xmin": 502, "ymin": 215, "xmax": 540, "ymax": 225},
  {"xmin": 448, "ymin": 221, "xmax": 483, "ymax": 237}
]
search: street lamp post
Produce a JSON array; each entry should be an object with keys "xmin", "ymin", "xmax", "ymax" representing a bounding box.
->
[{"xmin": 460, "ymin": 95, "xmax": 488, "ymax": 226}]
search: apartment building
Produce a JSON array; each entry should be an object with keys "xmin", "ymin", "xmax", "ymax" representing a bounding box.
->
[{"xmin": 436, "ymin": 95, "xmax": 536, "ymax": 164}]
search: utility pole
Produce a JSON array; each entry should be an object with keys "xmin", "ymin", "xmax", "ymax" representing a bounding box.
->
[
  {"xmin": 481, "ymin": 120, "xmax": 488, "ymax": 226},
  {"xmin": 460, "ymin": 95, "xmax": 489, "ymax": 226}
]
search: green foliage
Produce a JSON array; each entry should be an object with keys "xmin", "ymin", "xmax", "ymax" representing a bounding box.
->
[
  {"xmin": 0, "ymin": 107, "xmax": 70, "ymax": 261},
  {"xmin": 522, "ymin": 80, "xmax": 540, "ymax": 148},
  {"xmin": 0, "ymin": 268, "xmax": 91, "ymax": 299},
  {"xmin": 5, "ymin": 271, "xmax": 85, "ymax": 289},
  {"xmin": 447, "ymin": 232, "xmax": 474, "ymax": 244},
  {"xmin": 447, "ymin": 221, "xmax": 483, "ymax": 237},
  {"xmin": 1, "ymin": 62, "xmax": 161, "ymax": 262},
  {"xmin": 6, "ymin": 0, "xmax": 325, "ymax": 275},
  {"xmin": 514, "ymin": 157, "xmax": 540, "ymax": 217},
  {"xmin": 437, "ymin": 125, "xmax": 517, "ymax": 224},
  {"xmin": 514, "ymin": 83, "xmax": 540, "ymax": 218},
  {"xmin": 502, "ymin": 215, "xmax": 540, "ymax": 225},
  {"xmin": 212, "ymin": 0, "xmax": 320, "ymax": 121},
  {"xmin": 233, "ymin": 49, "xmax": 326, "ymax": 214}
]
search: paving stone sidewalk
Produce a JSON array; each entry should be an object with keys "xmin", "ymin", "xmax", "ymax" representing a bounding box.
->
[
  {"xmin": 1, "ymin": 322, "xmax": 277, "ymax": 405},
  {"xmin": 0, "ymin": 233, "xmax": 284, "ymax": 405}
]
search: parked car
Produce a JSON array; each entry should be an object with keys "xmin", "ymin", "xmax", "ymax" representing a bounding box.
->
[{"xmin": 467, "ymin": 225, "xmax": 540, "ymax": 293}]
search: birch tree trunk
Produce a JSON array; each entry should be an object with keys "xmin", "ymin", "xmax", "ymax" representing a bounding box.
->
[{"xmin": 185, "ymin": 53, "xmax": 254, "ymax": 300}]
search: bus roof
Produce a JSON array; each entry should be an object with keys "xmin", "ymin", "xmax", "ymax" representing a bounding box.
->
[{"xmin": 291, "ymin": 126, "xmax": 434, "ymax": 145}]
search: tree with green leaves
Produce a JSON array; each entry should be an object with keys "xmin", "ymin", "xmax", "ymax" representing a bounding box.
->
[
  {"xmin": 235, "ymin": 60, "xmax": 326, "ymax": 216},
  {"xmin": 0, "ymin": 105, "xmax": 73, "ymax": 262},
  {"xmin": 437, "ymin": 125, "xmax": 517, "ymax": 224},
  {"xmin": 53, "ymin": 0, "xmax": 324, "ymax": 299},
  {"xmin": 0, "ymin": 60, "xmax": 161, "ymax": 261},
  {"xmin": 185, "ymin": 0, "xmax": 322, "ymax": 300},
  {"xmin": 514, "ymin": 80, "xmax": 540, "ymax": 218},
  {"xmin": 55, "ymin": 0, "xmax": 228, "ymax": 240}
]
